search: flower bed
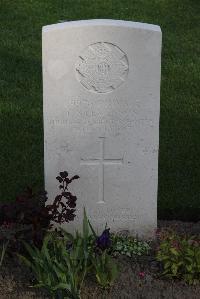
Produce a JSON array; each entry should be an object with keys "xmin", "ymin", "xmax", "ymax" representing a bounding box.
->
[
  {"xmin": 0, "ymin": 173, "xmax": 199, "ymax": 298},
  {"xmin": 0, "ymin": 220, "xmax": 199, "ymax": 299}
]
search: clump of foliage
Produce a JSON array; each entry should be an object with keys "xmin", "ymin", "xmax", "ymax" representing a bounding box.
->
[
  {"xmin": 49, "ymin": 171, "xmax": 79, "ymax": 224},
  {"xmin": 19, "ymin": 209, "xmax": 119, "ymax": 297},
  {"xmin": 156, "ymin": 229, "xmax": 200, "ymax": 284},
  {"xmin": 110, "ymin": 234, "xmax": 150, "ymax": 258},
  {"xmin": 90, "ymin": 227, "xmax": 118, "ymax": 288},
  {"xmin": 0, "ymin": 171, "xmax": 79, "ymax": 251},
  {"xmin": 91, "ymin": 249, "xmax": 118, "ymax": 289},
  {"xmin": 19, "ymin": 212, "xmax": 91, "ymax": 299}
]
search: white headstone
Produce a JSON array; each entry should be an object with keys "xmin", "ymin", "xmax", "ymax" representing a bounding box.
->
[{"xmin": 43, "ymin": 19, "xmax": 162, "ymax": 238}]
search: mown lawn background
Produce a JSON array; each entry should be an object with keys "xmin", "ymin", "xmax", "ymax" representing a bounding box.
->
[{"xmin": 0, "ymin": 0, "xmax": 199, "ymax": 220}]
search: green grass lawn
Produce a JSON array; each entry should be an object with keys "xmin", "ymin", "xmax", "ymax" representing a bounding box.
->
[{"xmin": 0, "ymin": 0, "xmax": 199, "ymax": 220}]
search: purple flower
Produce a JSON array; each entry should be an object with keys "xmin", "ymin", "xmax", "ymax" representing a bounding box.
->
[{"xmin": 96, "ymin": 228, "xmax": 111, "ymax": 251}]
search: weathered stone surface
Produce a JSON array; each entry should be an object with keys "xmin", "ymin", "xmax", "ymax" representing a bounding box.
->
[{"xmin": 42, "ymin": 19, "xmax": 162, "ymax": 238}]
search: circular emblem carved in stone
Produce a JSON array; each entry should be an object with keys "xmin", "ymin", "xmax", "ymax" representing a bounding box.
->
[{"xmin": 75, "ymin": 42, "xmax": 129, "ymax": 93}]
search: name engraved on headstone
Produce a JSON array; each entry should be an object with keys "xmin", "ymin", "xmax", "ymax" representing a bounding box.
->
[
  {"xmin": 47, "ymin": 96, "xmax": 153, "ymax": 134},
  {"xmin": 48, "ymin": 116, "xmax": 154, "ymax": 136}
]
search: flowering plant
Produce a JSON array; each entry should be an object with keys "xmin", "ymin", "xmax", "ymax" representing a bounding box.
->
[
  {"xmin": 156, "ymin": 229, "xmax": 200, "ymax": 284},
  {"xmin": 19, "ymin": 208, "xmax": 118, "ymax": 297},
  {"xmin": 87, "ymin": 221, "xmax": 118, "ymax": 288},
  {"xmin": 95, "ymin": 228, "xmax": 111, "ymax": 251}
]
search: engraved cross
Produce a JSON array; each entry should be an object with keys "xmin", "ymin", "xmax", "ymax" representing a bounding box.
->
[{"xmin": 80, "ymin": 137, "xmax": 123, "ymax": 204}]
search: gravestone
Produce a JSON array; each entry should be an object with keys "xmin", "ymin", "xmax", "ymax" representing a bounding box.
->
[{"xmin": 42, "ymin": 19, "xmax": 162, "ymax": 238}]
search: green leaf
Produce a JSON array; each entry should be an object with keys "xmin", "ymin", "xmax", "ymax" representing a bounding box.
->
[
  {"xmin": 0, "ymin": 241, "xmax": 9, "ymax": 267},
  {"xmin": 88, "ymin": 219, "xmax": 97, "ymax": 238},
  {"xmin": 171, "ymin": 264, "xmax": 178, "ymax": 276},
  {"xmin": 17, "ymin": 254, "xmax": 32, "ymax": 268},
  {"xmin": 83, "ymin": 207, "xmax": 89, "ymax": 239},
  {"xmin": 185, "ymin": 257, "xmax": 193, "ymax": 263},
  {"xmin": 186, "ymin": 248, "xmax": 194, "ymax": 256},
  {"xmin": 109, "ymin": 260, "xmax": 118, "ymax": 283},
  {"xmin": 170, "ymin": 248, "xmax": 179, "ymax": 256},
  {"xmin": 186, "ymin": 265, "xmax": 192, "ymax": 272},
  {"xmin": 22, "ymin": 241, "xmax": 38, "ymax": 259},
  {"xmin": 164, "ymin": 261, "xmax": 171, "ymax": 269},
  {"xmin": 52, "ymin": 283, "xmax": 69, "ymax": 291}
]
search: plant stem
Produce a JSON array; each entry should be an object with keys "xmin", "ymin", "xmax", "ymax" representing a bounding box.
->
[{"xmin": 0, "ymin": 240, "xmax": 9, "ymax": 267}]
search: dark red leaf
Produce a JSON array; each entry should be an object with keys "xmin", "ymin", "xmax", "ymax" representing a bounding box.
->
[
  {"xmin": 69, "ymin": 175, "xmax": 80, "ymax": 182},
  {"xmin": 56, "ymin": 176, "xmax": 63, "ymax": 183},
  {"xmin": 62, "ymin": 191, "xmax": 71, "ymax": 198},
  {"xmin": 67, "ymin": 200, "xmax": 76, "ymax": 208},
  {"xmin": 60, "ymin": 171, "xmax": 68, "ymax": 178}
]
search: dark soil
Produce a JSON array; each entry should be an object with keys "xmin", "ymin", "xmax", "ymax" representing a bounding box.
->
[{"xmin": 0, "ymin": 220, "xmax": 199, "ymax": 299}]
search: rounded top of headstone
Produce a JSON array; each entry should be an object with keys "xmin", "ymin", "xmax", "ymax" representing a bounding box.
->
[{"xmin": 42, "ymin": 19, "xmax": 161, "ymax": 33}]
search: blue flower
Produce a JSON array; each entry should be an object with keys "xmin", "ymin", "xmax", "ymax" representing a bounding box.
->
[{"xmin": 96, "ymin": 228, "xmax": 111, "ymax": 251}]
